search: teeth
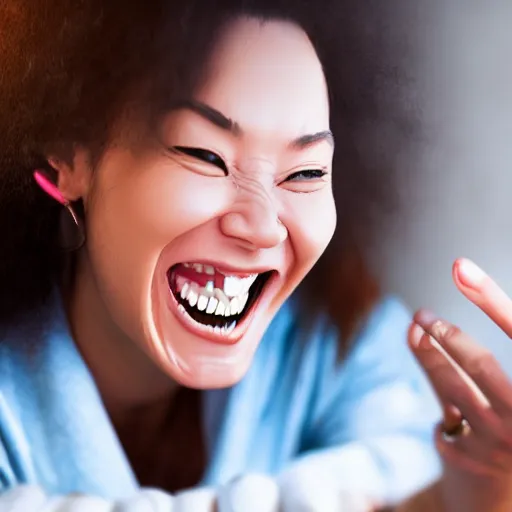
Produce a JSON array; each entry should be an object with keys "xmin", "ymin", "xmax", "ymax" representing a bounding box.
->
[
  {"xmin": 223, "ymin": 275, "xmax": 257, "ymax": 297},
  {"xmin": 239, "ymin": 293, "xmax": 249, "ymax": 313},
  {"xmin": 180, "ymin": 282, "xmax": 190, "ymax": 299},
  {"xmin": 174, "ymin": 266, "xmax": 264, "ymax": 322},
  {"xmin": 215, "ymin": 301, "xmax": 226, "ymax": 316},
  {"xmin": 197, "ymin": 294, "xmax": 208, "ymax": 311},
  {"xmin": 206, "ymin": 297, "xmax": 218, "ymax": 314},
  {"xmin": 223, "ymin": 276, "xmax": 242, "ymax": 297},
  {"xmin": 230, "ymin": 297, "xmax": 239, "ymax": 315},
  {"xmin": 179, "ymin": 283, "xmax": 249, "ymax": 317},
  {"xmin": 187, "ymin": 289, "xmax": 198, "ymax": 307}
]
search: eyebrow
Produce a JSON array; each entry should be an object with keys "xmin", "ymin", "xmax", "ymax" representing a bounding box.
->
[
  {"xmin": 170, "ymin": 99, "xmax": 335, "ymax": 149},
  {"xmin": 290, "ymin": 130, "xmax": 335, "ymax": 149},
  {"xmin": 170, "ymin": 99, "xmax": 242, "ymax": 135}
]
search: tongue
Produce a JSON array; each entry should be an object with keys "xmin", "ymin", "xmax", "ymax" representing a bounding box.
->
[{"xmin": 172, "ymin": 265, "xmax": 224, "ymax": 289}]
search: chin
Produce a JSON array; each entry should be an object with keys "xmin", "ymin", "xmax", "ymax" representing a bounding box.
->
[{"xmin": 164, "ymin": 350, "xmax": 254, "ymax": 389}]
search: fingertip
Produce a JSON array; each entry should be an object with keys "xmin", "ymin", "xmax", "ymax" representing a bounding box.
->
[
  {"xmin": 452, "ymin": 257, "xmax": 463, "ymax": 281},
  {"xmin": 408, "ymin": 322, "xmax": 425, "ymax": 349},
  {"xmin": 413, "ymin": 308, "xmax": 437, "ymax": 326},
  {"xmin": 453, "ymin": 258, "xmax": 486, "ymax": 290}
]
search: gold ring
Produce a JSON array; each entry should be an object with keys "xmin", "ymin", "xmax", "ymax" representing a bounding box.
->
[{"xmin": 441, "ymin": 418, "xmax": 469, "ymax": 443}]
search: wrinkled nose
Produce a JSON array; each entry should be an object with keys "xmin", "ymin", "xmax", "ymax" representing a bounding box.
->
[{"xmin": 220, "ymin": 188, "xmax": 288, "ymax": 250}]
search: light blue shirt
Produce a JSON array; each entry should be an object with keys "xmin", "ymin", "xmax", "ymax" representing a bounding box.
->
[{"xmin": 0, "ymin": 292, "xmax": 441, "ymax": 508}]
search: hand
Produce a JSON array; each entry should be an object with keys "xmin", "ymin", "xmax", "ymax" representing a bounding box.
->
[{"xmin": 407, "ymin": 258, "xmax": 512, "ymax": 512}]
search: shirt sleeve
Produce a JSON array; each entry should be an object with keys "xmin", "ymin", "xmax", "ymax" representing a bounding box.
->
[
  {"xmin": 278, "ymin": 297, "xmax": 442, "ymax": 508},
  {"xmin": 0, "ymin": 485, "xmax": 220, "ymax": 511}
]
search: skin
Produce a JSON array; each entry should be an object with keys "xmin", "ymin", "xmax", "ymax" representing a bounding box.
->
[
  {"xmin": 51, "ymin": 17, "xmax": 336, "ymax": 420},
  {"xmin": 393, "ymin": 258, "xmax": 512, "ymax": 512}
]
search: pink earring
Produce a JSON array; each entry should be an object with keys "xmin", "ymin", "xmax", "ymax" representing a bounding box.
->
[{"xmin": 33, "ymin": 170, "xmax": 86, "ymax": 251}]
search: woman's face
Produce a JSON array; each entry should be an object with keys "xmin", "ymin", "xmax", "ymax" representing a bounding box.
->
[{"xmin": 74, "ymin": 17, "xmax": 336, "ymax": 388}]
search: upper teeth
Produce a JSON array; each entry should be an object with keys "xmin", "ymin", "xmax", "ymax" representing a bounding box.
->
[
  {"xmin": 179, "ymin": 282, "xmax": 250, "ymax": 316},
  {"xmin": 182, "ymin": 263, "xmax": 258, "ymax": 298},
  {"xmin": 184, "ymin": 263, "xmax": 215, "ymax": 275},
  {"xmin": 176, "ymin": 268, "xmax": 259, "ymax": 317}
]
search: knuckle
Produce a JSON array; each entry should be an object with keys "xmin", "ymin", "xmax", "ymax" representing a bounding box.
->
[
  {"xmin": 466, "ymin": 351, "xmax": 497, "ymax": 379},
  {"xmin": 432, "ymin": 321, "xmax": 461, "ymax": 343},
  {"xmin": 493, "ymin": 431, "xmax": 512, "ymax": 453}
]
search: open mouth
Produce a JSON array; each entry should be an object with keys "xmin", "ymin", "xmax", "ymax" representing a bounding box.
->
[{"xmin": 167, "ymin": 263, "xmax": 273, "ymax": 337}]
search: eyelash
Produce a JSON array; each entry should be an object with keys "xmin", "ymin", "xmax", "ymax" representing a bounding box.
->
[
  {"xmin": 284, "ymin": 169, "xmax": 328, "ymax": 182},
  {"xmin": 172, "ymin": 146, "xmax": 328, "ymax": 183},
  {"xmin": 173, "ymin": 146, "xmax": 228, "ymax": 174}
]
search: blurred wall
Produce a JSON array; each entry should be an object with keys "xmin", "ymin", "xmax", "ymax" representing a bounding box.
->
[{"xmin": 369, "ymin": 2, "xmax": 512, "ymax": 371}]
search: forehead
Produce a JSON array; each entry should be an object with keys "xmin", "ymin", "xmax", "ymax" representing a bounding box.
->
[{"xmin": 194, "ymin": 17, "xmax": 330, "ymax": 138}]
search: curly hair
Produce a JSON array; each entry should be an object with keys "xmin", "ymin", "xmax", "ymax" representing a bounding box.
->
[{"xmin": 0, "ymin": 0, "xmax": 401, "ymax": 354}]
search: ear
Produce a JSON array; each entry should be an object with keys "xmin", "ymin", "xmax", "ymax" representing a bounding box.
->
[{"xmin": 47, "ymin": 147, "xmax": 93, "ymax": 202}]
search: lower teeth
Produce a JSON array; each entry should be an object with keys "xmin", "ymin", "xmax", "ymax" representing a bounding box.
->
[
  {"xmin": 169, "ymin": 269, "xmax": 270, "ymax": 334},
  {"xmin": 177, "ymin": 304, "xmax": 237, "ymax": 334}
]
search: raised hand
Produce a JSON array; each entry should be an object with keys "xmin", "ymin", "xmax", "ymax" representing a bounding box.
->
[{"xmin": 408, "ymin": 258, "xmax": 512, "ymax": 512}]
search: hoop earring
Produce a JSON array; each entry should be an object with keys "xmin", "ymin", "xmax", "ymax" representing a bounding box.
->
[{"xmin": 33, "ymin": 170, "xmax": 86, "ymax": 251}]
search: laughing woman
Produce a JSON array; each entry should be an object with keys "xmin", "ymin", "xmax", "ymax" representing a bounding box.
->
[{"xmin": 0, "ymin": 1, "xmax": 441, "ymax": 510}]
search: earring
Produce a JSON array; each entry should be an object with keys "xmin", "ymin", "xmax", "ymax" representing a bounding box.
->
[{"xmin": 33, "ymin": 170, "xmax": 86, "ymax": 251}]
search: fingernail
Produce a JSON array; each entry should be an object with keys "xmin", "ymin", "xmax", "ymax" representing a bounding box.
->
[
  {"xmin": 457, "ymin": 258, "xmax": 486, "ymax": 288},
  {"xmin": 409, "ymin": 323, "xmax": 426, "ymax": 348},
  {"xmin": 415, "ymin": 309, "xmax": 437, "ymax": 326}
]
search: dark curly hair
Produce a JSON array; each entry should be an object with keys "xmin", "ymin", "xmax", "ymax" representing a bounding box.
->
[{"xmin": 0, "ymin": 0, "xmax": 402, "ymax": 355}]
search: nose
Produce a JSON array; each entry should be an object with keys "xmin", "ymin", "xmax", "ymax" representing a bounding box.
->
[{"xmin": 220, "ymin": 189, "xmax": 288, "ymax": 250}]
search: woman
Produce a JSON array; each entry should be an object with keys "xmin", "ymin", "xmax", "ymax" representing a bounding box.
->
[{"xmin": 0, "ymin": 0, "xmax": 441, "ymax": 510}]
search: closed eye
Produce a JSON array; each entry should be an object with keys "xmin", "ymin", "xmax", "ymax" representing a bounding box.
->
[
  {"xmin": 284, "ymin": 169, "xmax": 328, "ymax": 181},
  {"xmin": 172, "ymin": 146, "xmax": 228, "ymax": 174}
]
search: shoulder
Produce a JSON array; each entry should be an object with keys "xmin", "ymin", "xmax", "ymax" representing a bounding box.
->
[
  {"xmin": 0, "ymin": 336, "xmax": 26, "ymax": 491},
  {"xmin": 0, "ymin": 293, "xmax": 62, "ymax": 389},
  {"xmin": 359, "ymin": 295, "xmax": 412, "ymax": 338},
  {"xmin": 260, "ymin": 294, "xmax": 412, "ymax": 361},
  {"xmin": 348, "ymin": 295, "xmax": 413, "ymax": 358},
  {"xmin": 0, "ymin": 292, "xmax": 65, "ymax": 491},
  {"xmin": 253, "ymin": 293, "xmax": 413, "ymax": 392}
]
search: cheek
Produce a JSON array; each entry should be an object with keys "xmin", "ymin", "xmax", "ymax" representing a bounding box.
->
[
  {"xmin": 283, "ymin": 189, "xmax": 336, "ymax": 266},
  {"xmin": 95, "ymin": 165, "xmax": 226, "ymax": 243},
  {"xmin": 84, "ymin": 154, "xmax": 230, "ymax": 325}
]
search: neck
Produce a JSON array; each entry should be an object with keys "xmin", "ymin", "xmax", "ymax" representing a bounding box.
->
[{"xmin": 66, "ymin": 251, "xmax": 178, "ymax": 422}]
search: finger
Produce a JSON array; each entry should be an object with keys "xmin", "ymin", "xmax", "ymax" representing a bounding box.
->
[
  {"xmin": 443, "ymin": 403, "xmax": 464, "ymax": 431},
  {"xmin": 435, "ymin": 424, "xmax": 512, "ymax": 477},
  {"xmin": 434, "ymin": 426, "xmax": 504, "ymax": 478},
  {"xmin": 408, "ymin": 322, "xmax": 498, "ymax": 434},
  {"xmin": 414, "ymin": 311, "xmax": 512, "ymax": 416},
  {"xmin": 453, "ymin": 258, "xmax": 512, "ymax": 338}
]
